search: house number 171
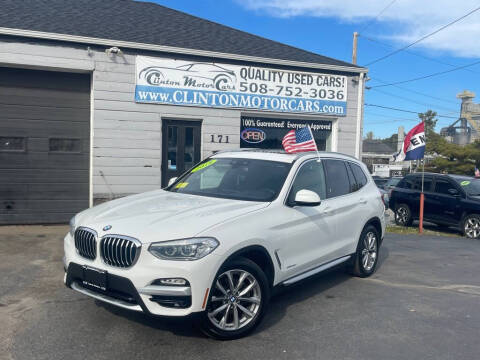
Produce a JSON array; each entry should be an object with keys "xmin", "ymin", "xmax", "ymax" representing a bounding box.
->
[{"xmin": 210, "ymin": 134, "xmax": 229, "ymax": 143}]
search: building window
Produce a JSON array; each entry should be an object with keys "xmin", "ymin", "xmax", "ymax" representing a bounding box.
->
[
  {"xmin": 0, "ymin": 137, "xmax": 26, "ymax": 152},
  {"xmin": 49, "ymin": 138, "xmax": 81, "ymax": 152}
]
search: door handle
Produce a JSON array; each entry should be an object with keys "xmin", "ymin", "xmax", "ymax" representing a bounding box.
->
[{"xmin": 359, "ymin": 197, "xmax": 367, "ymax": 204}]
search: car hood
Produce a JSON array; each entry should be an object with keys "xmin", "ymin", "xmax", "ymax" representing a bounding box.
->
[{"xmin": 76, "ymin": 190, "xmax": 269, "ymax": 243}]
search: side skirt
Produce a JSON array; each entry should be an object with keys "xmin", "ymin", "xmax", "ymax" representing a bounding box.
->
[{"xmin": 281, "ymin": 255, "xmax": 352, "ymax": 286}]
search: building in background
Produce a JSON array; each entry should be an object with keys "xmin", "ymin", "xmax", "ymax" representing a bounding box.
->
[
  {"xmin": 362, "ymin": 126, "xmax": 409, "ymax": 177},
  {"xmin": 441, "ymin": 90, "xmax": 480, "ymax": 145},
  {"xmin": 0, "ymin": 0, "xmax": 367, "ymax": 224}
]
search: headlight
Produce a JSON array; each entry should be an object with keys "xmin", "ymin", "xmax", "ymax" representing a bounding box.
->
[
  {"xmin": 148, "ymin": 237, "xmax": 219, "ymax": 261},
  {"xmin": 69, "ymin": 216, "xmax": 76, "ymax": 237}
]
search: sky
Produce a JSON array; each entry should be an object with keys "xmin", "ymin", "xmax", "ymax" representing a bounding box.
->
[{"xmin": 145, "ymin": 0, "xmax": 480, "ymax": 139}]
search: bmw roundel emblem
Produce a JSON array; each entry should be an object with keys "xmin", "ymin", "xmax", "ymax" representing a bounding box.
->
[{"xmin": 103, "ymin": 225, "xmax": 112, "ymax": 231}]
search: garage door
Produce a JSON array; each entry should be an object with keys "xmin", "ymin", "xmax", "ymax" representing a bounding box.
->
[{"xmin": 0, "ymin": 67, "xmax": 90, "ymax": 224}]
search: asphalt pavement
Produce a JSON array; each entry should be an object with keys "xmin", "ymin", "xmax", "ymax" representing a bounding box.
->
[{"xmin": 1, "ymin": 225, "xmax": 479, "ymax": 360}]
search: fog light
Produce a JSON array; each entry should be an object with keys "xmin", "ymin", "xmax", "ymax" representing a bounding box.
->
[{"xmin": 152, "ymin": 278, "xmax": 188, "ymax": 286}]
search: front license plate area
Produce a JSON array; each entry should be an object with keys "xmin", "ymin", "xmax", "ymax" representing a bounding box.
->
[{"xmin": 82, "ymin": 265, "xmax": 107, "ymax": 291}]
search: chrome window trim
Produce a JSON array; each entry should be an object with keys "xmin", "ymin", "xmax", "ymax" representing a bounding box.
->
[{"xmin": 283, "ymin": 156, "xmax": 368, "ymax": 206}]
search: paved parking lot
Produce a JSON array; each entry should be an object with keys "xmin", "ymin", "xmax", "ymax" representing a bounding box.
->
[{"xmin": 1, "ymin": 225, "xmax": 479, "ymax": 360}]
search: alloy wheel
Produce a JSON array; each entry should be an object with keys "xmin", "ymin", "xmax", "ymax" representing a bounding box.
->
[
  {"xmin": 207, "ymin": 269, "xmax": 262, "ymax": 331},
  {"xmin": 396, "ymin": 207, "xmax": 408, "ymax": 225},
  {"xmin": 464, "ymin": 217, "xmax": 480, "ymax": 238},
  {"xmin": 361, "ymin": 231, "xmax": 377, "ymax": 271}
]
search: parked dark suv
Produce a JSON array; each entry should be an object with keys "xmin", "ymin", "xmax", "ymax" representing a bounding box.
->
[{"xmin": 390, "ymin": 173, "xmax": 480, "ymax": 238}]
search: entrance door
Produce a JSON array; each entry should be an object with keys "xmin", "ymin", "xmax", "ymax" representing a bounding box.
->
[{"xmin": 162, "ymin": 120, "xmax": 201, "ymax": 187}]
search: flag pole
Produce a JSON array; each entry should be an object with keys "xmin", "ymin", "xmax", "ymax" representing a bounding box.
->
[
  {"xmin": 419, "ymin": 157, "xmax": 425, "ymax": 234},
  {"xmin": 307, "ymin": 125, "xmax": 321, "ymax": 162}
]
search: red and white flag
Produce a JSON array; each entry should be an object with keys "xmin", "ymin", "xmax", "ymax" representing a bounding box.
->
[
  {"xmin": 393, "ymin": 121, "xmax": 425, "ymax": 162},
  {"xmin": 282, "ymin": 126, "xmax": 318, "ymax": 154}
]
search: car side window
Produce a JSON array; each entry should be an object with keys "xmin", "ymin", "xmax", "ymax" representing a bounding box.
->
[
  {"xmin": 288, "ymin": 160, "xmax": 326, "ymax": 204},
  {"xmin": 435, "ymin": 178, "xmax": 456, "ymax": 195},
  {"xmin": 349, "ymin": 162, "xmax": 368, "ymax": 190},
  {"xmin": 345, "ymin": 162, "xmax": 357, "ymax": 192},
  {"xmin": 398, "ymin": 176, "xmax": 415, "ymax": 189},
  {"xmin": 324, "ymin": 159, "xmax": 350, "ymax": 198},
  {"xmin": 413, "ymin": 176, "xmax": 433, "ymax": 191}
]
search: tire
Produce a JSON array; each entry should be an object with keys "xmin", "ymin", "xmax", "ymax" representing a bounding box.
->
[
  {"xmin": 350, "ymin": 225, "xmax": 380, "ymax": 277},
  {"xmin": 462, "ymin": 214, "xmax": 480, "ymax": 239},
  {"xmin": 395, "ymin": 203, "xmax": 412, "ymax": 226},
  {"xmin": 198, "ymin": 257, "xmax": 270, "ymax": 340}
]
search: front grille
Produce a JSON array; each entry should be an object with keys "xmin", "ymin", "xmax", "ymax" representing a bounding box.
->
[
  {"xmin": 74, "ymin": 228, "xmax": 97, "ymax": 260},
  {"xmin": 100, "ymin": 235, "xmax": 141, "ymax": 268}
]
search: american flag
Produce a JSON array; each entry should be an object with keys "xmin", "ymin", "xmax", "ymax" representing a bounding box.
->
[{"xmin": 282, "ymin": 126, "xmax": 318, "ymax": 153}]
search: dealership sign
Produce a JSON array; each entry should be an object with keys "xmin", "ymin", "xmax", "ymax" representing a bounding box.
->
[{"xmin": 135, "ymin": 56, "xmax": 347, "ymax": 115}]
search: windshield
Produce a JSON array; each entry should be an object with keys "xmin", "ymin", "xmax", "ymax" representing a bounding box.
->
[
  {"xmin": 454, "ymin": 177, "xmax": 480, "ymax": 196},
  {"xmin": 387, "ymin": 178, "xmax": 401, "ymax": 186},
  {"xmin": 167, "ymin": 157, "xmax": 292, "ymax": 202}
]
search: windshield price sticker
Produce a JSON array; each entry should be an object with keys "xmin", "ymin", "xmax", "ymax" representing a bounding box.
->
[
  {"xmin": 461, "ymin": 181, "xmax": 471, "ymax": 186},
  {"xmin": 175, "ymin": 182, "xmax": 189, "ymax": 189},
  {"xmin": 135, "ymin": 56, "xmax": 348, "ymax": 115},
  {"xmin": 191, "ymin": 159, "xmax": 217, "ymax": 173}
]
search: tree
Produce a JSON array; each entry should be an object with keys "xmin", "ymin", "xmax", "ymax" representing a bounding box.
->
[
  {"xmin": 419, "ymin": 110, "xmax": 480, "ymax": 175},
  {"xmin": 381, "ymin": 133, "xmax": 398, "ymax": 151},
  {"xmin": 418, "ymin": 110, "xmax": 443, "ymax": 155},
  {"xmin": 365, "ymin": 131, "xmax": 374, "ymax": 140},
  {"xmin": 419, "ymin": 110, "xmax": 437, "ymax": 138}
]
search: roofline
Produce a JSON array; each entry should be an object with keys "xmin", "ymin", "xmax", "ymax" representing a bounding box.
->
[{"xmin": 0, "ymin": 27, "xmax": 368, "ymax": 74}]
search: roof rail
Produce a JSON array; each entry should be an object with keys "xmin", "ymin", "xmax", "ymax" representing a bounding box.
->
[{"xmin": 211, "ymin": 148, "xmax": 359, "ymax": 161}]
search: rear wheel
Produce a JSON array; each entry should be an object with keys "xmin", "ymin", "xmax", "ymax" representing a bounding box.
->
[
  {"xmin": 395, "ymin": 203, "xmax": 412, "ymax": 226},
  {"xmin": 351, "ymin": 225, "xmax": 379, "ymax": 277},
  {"xmin": 199, "ymin": 257, "xmax": 270, "ymax": 340},
  {"xmin": 463, "ymin": 214, "xmax": 480, "ymax": 239}
]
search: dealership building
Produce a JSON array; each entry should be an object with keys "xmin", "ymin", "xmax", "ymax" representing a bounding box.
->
[{"xmin": 0, "ymin": 0, "xmax": 367, "ymax": 224}]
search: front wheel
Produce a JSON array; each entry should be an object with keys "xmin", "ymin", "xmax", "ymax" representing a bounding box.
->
[
  {"xmin": 350, "ymin": 225, "xmax": 379, "ymax": 277},
  {"xmin": 199, "ymin": 257, "xmax": 270, "ymax": 340},
  {"xmin": 463, "ymin": 214, "xmax": 480, "ymax": 239}
]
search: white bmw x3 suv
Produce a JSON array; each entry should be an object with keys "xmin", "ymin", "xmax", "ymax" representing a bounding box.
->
[{"xmin": 64, "ymin": 150, "xmax": 385, "ymax": 339}]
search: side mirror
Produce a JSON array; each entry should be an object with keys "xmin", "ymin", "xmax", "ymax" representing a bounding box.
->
[
  {"xmin": 294, "ymin": 189, "xmax": 321, "ymax": 206},
  {"xmin": 167, "ymin": 177, "xmax": 178, "ymax": 187},
  {"xmin": 448, "ymin": 188, "xmax": 459, "ymax": 196}
]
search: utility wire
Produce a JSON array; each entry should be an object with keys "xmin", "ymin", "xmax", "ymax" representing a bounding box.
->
[
  {"xmin": 364, "ymin": 5, "xmax": 480, "ymax": 66},
  {"xmin": 364, "ymin": 112, "xmax": 453, "ymax": 124},
  {"xmin": 365, "ymin": 103, "xmax": 458, "ymax": 118},
  {"xmin": 368, "ymin": 88, "xmax": 459, "ymax": 113},
  {"xmin": 369, "ymin": 59, "xmax": 480, "ymax": 87},
  {"xmin": 360, "ymin": 34, "xmax": 480, "ymax": 74},
  {"xmin": 359, "ymin": 0, "xmax": 398, "ymax": 33},
  {"xmin": 369, "ymin": 76, "xmax": 459, "ymax": 104}
]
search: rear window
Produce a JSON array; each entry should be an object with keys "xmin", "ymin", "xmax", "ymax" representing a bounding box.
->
[
  {"xmin": 454, "ymin": 177, "xmax": 480, "ymax": 196},
  {"xmin": 349, "ymin": 162, "xmax": 368, "ymax": 190}
]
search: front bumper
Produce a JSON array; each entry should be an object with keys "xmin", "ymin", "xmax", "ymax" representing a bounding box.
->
[{"xmin": 64, "ymin": 233, "xmax": 221, "ymax": 317}]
